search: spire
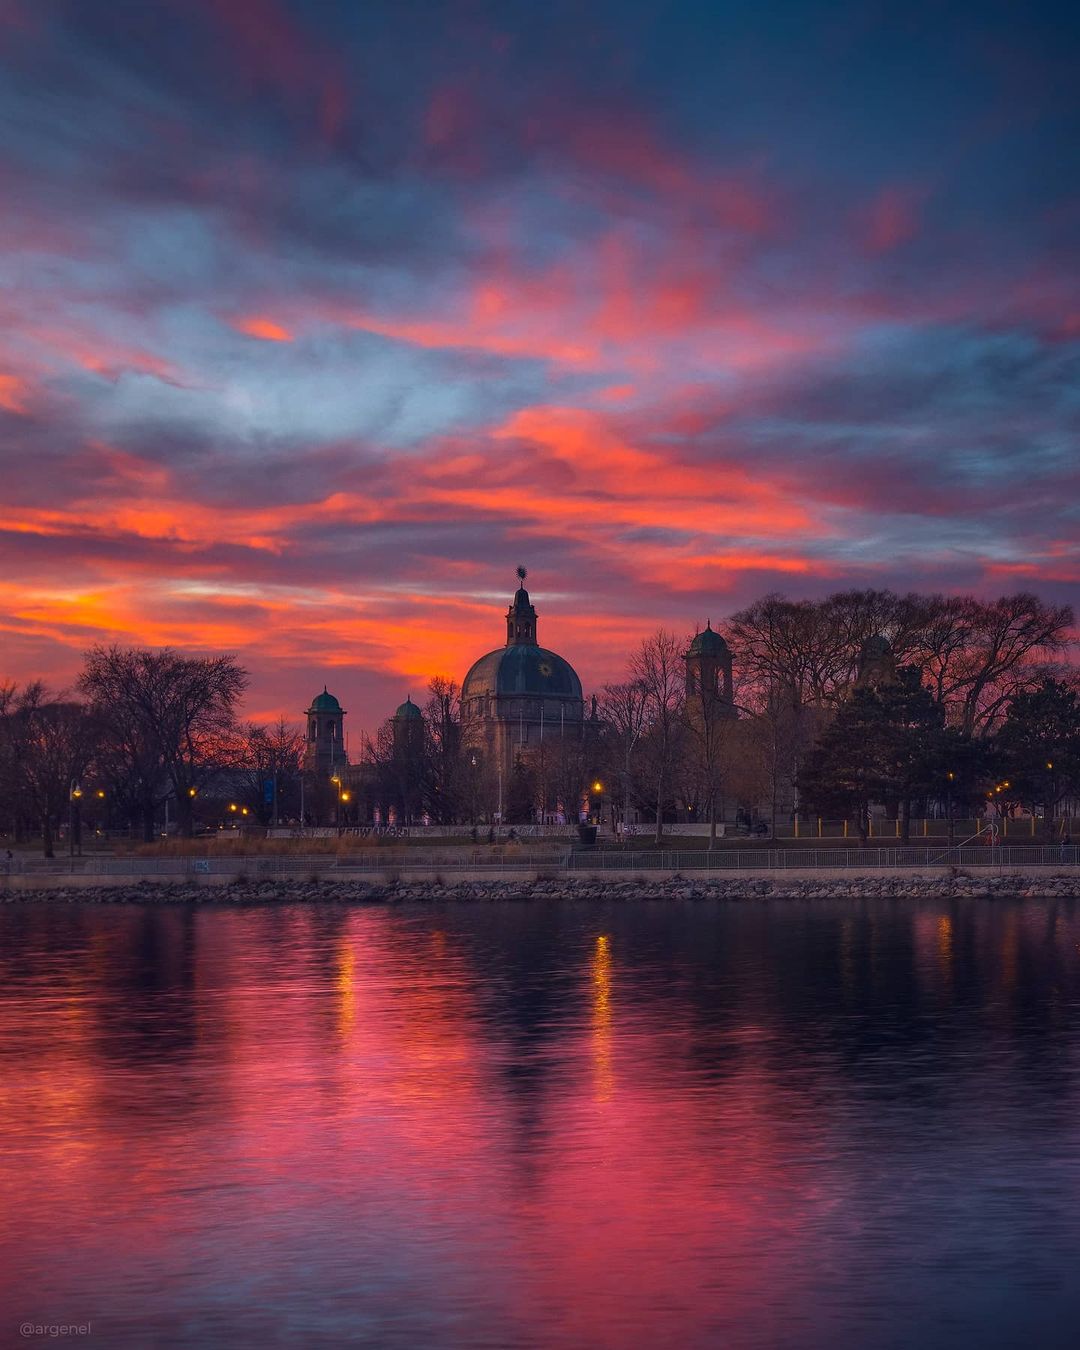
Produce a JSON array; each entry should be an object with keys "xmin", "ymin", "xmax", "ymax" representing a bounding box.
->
[{"xmin": 506, "ymin": 566, "xmax": 538, "ymax": 645}]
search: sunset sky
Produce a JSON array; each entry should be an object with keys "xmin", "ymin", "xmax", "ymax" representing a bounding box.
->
[{"xmin": 1, "ymin": 0, "xmax": 1077, "ymax": 730}]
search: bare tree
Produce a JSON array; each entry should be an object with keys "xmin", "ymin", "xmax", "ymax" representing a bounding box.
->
[
  {"xmin": 241, "ymin": 718, "xmax": 306, "ymax": 824},
  {"xmin": 597, "ymin": 681, "xmax": 648, "ymax": 839},
  {"xmin": 629, "ymin": 630, "xmax": 686, "ymax": 845},
  {"xmin": 729, "ymin": 589, "xmax": 1072, "ymax": 733},
  {"xmin": 422, "ymin": 677, "xmax": 465, "ymax": 823},
  {"xmin": 0, "ymin": 684, "xmax": 96, "ymax": 856},
  {"xmin": 79, "ymin": 646, "xmax": 248, "ymax": 840},
  {"xmin": 684, "ymin": 684, "xmax": 737, "ymax": 849}
]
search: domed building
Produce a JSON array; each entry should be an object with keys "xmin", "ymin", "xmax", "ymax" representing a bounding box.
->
[{"xmin": 461, "ymin": 569, "xmax": 587, "ymax": 792}]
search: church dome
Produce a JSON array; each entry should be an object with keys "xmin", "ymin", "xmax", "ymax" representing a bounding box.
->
[
  {"xmin": 309, "ymin": 686, "xmax": 341, "ymax": 712},
  {"xmin": 686, "ymin": 622, "xmax": 729, "ymax": 656},
  {"xmin": 861, "ymin": 634, "xmax": 892, "ymax": 658},
  {"xmin": 463, "ymin": 645, "xmax": 582, "ymax": 701},
  {"xmin": 394, "ymin": 696, "xmax": 423, "ymax": 720}
]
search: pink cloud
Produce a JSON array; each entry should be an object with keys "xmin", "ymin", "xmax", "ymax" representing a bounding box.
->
[{"xmin": 861, "ymin": 186, "xmax": 923, "ymax": 254}]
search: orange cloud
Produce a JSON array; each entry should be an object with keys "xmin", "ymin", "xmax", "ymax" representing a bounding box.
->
[
  {"xmin": 334, "ymin": 226, "xmax": 829, "ymax": 377},
  {"xmin": 0, "ymin": 396, "xmax": 839, "ymax": 721},
  {"xmin": 0, "ymin": 372, "xmax": 30, "ymax": 414},
  {"xmin": 231, "ymin": 315, "xmax": 294, "ymax": 342},
  {"xmin": 15, "ymin": 326, "xmax": 180, "ymax": 383}
]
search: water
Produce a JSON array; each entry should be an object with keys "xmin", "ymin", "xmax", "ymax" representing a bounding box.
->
[{"xmin": 1, "ymin": 898, "xmax": 1079, "ymax": 1349}]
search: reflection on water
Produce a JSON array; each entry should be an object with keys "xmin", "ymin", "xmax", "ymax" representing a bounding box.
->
[{"xmin": 1, "ymin": 898, "xmax": 1079, "ymax": 1349}]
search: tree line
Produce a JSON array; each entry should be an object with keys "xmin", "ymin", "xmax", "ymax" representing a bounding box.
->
[
  {"xmin": 0, "ymin": 645, "xmax": 299, "ymax": 854},
  {"xmin": 1, "ymin": 588, "xmax": 1076, "ymax": 853},
  {"xmin": 595, "ymin": 589, "xmax": 1077, "ymax": 844}
]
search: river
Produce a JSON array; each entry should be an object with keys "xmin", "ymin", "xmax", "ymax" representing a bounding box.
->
[{"xmin": 1, "ymin": 897, "xmax": 1078, "ymax": 1348}]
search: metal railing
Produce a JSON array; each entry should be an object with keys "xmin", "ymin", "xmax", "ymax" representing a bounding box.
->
[
  {"xmin": 569, "ymin": 845, "xmax": 1080, "ymax": 871},
  {"xmin": 5, "ymin": 844, "xmax": 1079, "ymax": 879}
]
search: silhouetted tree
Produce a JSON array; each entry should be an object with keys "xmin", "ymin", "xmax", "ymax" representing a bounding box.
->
[
  {"xmin": 80, "ymin": 646, "xmax": 247, "ymax": 839},
  {"xmin": 0, "ymin": 684, "xmax": 96, "ymax": 856},
  {"xmin": 993, "ymin": 678, "xmax": 1080, "ymax": 838},
  {"xmin": 630, "ymin": 630, "xmax": 686, "ymax": 844},
  {"xmin": 798, "ymin": 667, "xmax": 944, "ymax": 843},
  {"xmin": 240, "ymin": 718, "xmax": 306, "ymax": 824}
]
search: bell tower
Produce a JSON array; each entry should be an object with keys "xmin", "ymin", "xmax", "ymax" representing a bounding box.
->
[
  {"xmin": 683, "ymin": 623, "xmax": 735, "ymax": 712},
  {"xmin": 506, "ymin": 565, "xmax": 538, "ymax": 646},
  {"xmin": 304, "ymin": 687, "xmax": 347, "ymax": 775}
]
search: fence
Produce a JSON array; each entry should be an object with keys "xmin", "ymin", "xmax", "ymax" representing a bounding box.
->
[
  {"xmin": 6, "ymin": 844, "xmax": 1080, "ymax": 879},
  {"xmin": 569, "ymin": 845, "xmax": 1080, "ymax": 871}
]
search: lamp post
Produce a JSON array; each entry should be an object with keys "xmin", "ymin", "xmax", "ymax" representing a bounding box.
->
[
  {"xmin": 470, "ymin": 753, "xmax": 478, "ymax": 826},
  {"xmin": 68, "ymin": 781, "xmax": 83, "ymax": 859},
  {"xmin": 946, "ymin": 770, "xmax": 955, "ymax": 845},
  {"xmin": 592, "ymin": 780, "xmax": 603, "ymax": 828},
  {"xmin": 331, "ymin": 775, "xmax": 343, "ymax": 834}
]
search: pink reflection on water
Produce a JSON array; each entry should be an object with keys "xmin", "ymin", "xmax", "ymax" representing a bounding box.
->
[{"xmin": 0, "ymin": 900, "xmax": 1079, "ymax": 1347}]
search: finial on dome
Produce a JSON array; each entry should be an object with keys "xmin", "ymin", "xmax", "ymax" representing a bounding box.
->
[{"xmin": 517, "ymin": 564, "xmax": 527, "ymax": 583}]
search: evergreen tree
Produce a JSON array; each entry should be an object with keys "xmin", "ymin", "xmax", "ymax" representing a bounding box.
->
[
  {"xmin": 993, "ymin": 679, "xmax": 1080, "ymax": 838},
  {"xmin": 798, "ymin": 666, "xmax": 944, "ymax": 842}
]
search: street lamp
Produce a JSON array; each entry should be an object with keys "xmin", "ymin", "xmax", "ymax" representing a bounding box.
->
[
  {"xmin": 946, "ymin": 770, "xmax": 955, "ymax": 844},
  {"xmin": 592, "ymin": 780, "xmax": 603, "ymax": 826},
  {"xmin": 470, "ymin": 753, "xmax": 478, "ymax": 826},
  {"xmin": 68, "ymin": 782, "xmax": 83, "ymax": 858}
]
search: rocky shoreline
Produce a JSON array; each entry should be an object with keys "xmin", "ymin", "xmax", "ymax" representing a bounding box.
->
[{"xmin": 6, "ymin": 873, "xmax": 1080, "ymax": 903}]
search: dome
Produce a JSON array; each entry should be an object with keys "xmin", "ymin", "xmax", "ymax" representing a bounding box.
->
[
  {"xmin": 686, "ymin": 622, "xmax": 729, "ymax": 656},
  {"xmin": 462, "ymin": 644, "xmax": 582, "ymax": 701},
  {"xmin": 309, "ymin": 686, "xmax": 341, "ymax": 711},
  {"xmin": 394, "ymin": 696, "xmax": 423, "ymax": 720}
]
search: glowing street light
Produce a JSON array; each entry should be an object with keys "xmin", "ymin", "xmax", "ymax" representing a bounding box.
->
[
  {"xmin": 68, "ymin": 781, "xmax": 83, "ymax": 859},
  {"xmin": 946, "ymin": 771, "xmax": 955, "ymax": 843}
]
